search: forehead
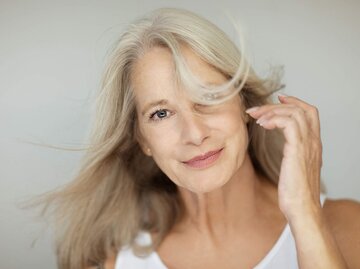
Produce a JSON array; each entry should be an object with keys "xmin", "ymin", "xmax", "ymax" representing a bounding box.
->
[{"xmin": 130, "ymin": 45, "xmax": 228, "ymax": 108}]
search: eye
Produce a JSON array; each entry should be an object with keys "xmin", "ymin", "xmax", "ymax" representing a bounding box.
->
[{"xmin": 149, "ymin": 108, "xmax": 171, "ymax": 122}]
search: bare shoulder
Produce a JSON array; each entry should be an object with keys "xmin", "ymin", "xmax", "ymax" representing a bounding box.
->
[
  {"xmin": 103, "ymin": 254, "xmax": 116, "ymax": 269},
  {"xmin": 323, "ymin": 197, "xmax": 360, "ymax": 269},
  {"xmin": 323, "ymin": 198, "xmax": 360, "ymax": 229},
  {"xmin": 85, "ymin": 254, "xmax": 116, "ymax": 269}
]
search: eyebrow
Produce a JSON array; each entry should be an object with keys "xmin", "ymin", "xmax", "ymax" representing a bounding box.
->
[{"xmin": 141, "ymin": 99, "xmax": 169, "ymax": 116}]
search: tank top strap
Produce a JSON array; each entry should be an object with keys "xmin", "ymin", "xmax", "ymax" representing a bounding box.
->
[{"xmin": 320, "ymin": 192, "xmax": 327, "ymax": 207}]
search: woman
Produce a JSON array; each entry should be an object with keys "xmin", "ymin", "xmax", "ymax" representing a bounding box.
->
[{"xmin": 41, "ymin": 7, "xmax": 359, "ymax": 269}]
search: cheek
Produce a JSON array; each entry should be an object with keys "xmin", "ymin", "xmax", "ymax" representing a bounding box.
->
[
  {"xmin": 146, "ymin": 128, "xmax": 178, "ymax": 152},
  {"xmin": 139, "ymin": 120, "xmax": 176, "ymax": 146},
  {"xmin": 142, "ymin": 128, "xmax": 178, "ymax": 167},
  {"xmin": 212, "ymin": 109, "xmax": 247, "ymax": 138},
  {"xmin": 218, "ymin": 110, "xmax": 249, "ymax": 162},
  {"xmin": 150, "ymin": 143, "xmax": 184, "ymax": 187}
]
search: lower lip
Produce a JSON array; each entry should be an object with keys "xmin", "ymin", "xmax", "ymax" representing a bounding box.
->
[{"xmin": 183, "ymin": 148, "xmax": 223, "ymax": 169}]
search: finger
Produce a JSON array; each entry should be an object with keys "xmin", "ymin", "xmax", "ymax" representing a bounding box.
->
[
  {"xmin": 246, "ymin": 104, "xmax": 295, "ymax": 118},
  {"xmin": 255, "ymin": 106, "xmax": 309, "ymax": 139},
  {"xmin": 256, "ymin": 114, "xmax": 302, "ymax": 147},
  {"xmin": 246, "ymin": 104, "xmax": 310, "ymax": 139},
  {"xmin": 278, "ymin": 95, "xmax": 321, "ymax": 137}
]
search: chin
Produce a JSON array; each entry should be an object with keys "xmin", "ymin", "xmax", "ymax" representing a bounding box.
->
[{"xmin": 185, "ymin": 179, "xmax": 228, "ymax": 194}]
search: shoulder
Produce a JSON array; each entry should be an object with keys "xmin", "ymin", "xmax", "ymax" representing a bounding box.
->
[
  {"xmin": 85, "ymin": 254, "xmax": 116, "ymax": 269},
  {"xmin": 103, "ymin": 254, "xmax": 117, "ymax": 269},
  {"xmin": 323, "ymin": 197, "xmax": 360, "ymax": 269},
  {"xmin": 323, "ymin": 198, "xmax": 360, "ymax": 229}
]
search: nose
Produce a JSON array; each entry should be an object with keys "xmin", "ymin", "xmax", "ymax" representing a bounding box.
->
[{"xmin": 180, "ymin": 110, "xmax": 210, "ymax": 146}]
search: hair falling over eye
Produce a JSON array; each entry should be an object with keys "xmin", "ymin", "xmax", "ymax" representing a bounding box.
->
[{"xmin": 29, "ymin": 7, "xmax": 323, "ymax": 269}]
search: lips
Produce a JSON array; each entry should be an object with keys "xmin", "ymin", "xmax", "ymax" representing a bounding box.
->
[{"xmin": 182, "ymin": 148, "xmax": 224, "ymax": 169}]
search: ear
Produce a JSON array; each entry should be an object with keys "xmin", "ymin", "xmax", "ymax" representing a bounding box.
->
[
  {"xmin": 244, "ymin": 112, "xmax": 250, "ymax": 124},
  {"xmin": 136, "ymin": 140, "xmax": 151, "ymax": 157},
  {"xmin": 136, "ymin": 137, "xmax": 152, "ymax": 156},
  {"xmin": 135, "ymin": 130, "xmax": 152, "ymax": 157},
  {"xmin": 238, "ymin": 93, "xmax": 250, "ymax": 124},
  {"xmin": 145, "ymin": 147, "xmax": 152, "ymax": 156}
]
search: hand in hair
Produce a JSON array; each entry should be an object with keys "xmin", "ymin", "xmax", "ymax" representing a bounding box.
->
[
  {"xmin": 246, "ymin": 95, "xmax": 350, "ymax": 269},
  {"xmin": 246, "ymin": 95, "xmax": 322, "ymax": 220}
]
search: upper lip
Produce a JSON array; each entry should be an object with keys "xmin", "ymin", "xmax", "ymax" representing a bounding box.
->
[{"xmin": 183, "ymin": 148, "xmax": 223, "ymax": 163}]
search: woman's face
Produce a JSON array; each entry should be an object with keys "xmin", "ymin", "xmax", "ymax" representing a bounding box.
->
[{"xmin": 131, "ymin": 45, "xmax": 250, "ymax": 193}]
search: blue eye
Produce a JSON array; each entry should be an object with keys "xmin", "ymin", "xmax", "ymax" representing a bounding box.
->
[{"xmin": 149, "ymin": 108, "xmax": 170, "ymax": 121}]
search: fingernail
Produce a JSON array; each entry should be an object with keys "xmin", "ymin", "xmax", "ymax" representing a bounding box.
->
[
  {"xmin": 245, "ymin": 106, "xmax": 259, "ymax": 113},
  {"xmin": 278, "ymin": 93, "xmax": 287, "ymax": 98},
  {"xmin": 256, "ymin": 118, "xmax": 265, "ymax": 125}
]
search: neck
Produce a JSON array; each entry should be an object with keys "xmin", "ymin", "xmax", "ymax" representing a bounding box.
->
[{"xmin": 176, "ymin": 154, "xmax": 272, "ymax": 241}]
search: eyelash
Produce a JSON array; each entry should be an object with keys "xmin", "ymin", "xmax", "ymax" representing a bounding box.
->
[
  {"xmin": 149, "ymin": 108, "xmax": 171, "ymax": 122},
  {"xmin": 148, "ymin": 104, "xmax": 214, "ymax": 122}
]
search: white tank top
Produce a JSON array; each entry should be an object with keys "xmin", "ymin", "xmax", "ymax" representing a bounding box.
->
[{"xmin": 115, "ymin": 193, "xmax": 327, "ymax": 269}]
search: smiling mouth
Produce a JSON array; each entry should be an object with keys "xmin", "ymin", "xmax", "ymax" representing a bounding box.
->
[{"xmin": 182, "ymin": 148, "xmax": 224, "ymax": 169}]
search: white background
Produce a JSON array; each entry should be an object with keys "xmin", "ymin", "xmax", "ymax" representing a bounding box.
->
[{"xmin": 1, "ymin": 0, "xmax": 359, "ymax": 268}]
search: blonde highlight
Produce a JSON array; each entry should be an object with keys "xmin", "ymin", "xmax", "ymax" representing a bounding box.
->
[{"xmin": 31, "ymin": 7, "xmax": 326, "ymax": 269}]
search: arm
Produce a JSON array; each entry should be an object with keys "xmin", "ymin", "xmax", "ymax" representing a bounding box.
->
[
  {"xmin": 288, "ymin": 201, "xmax": 350, "ymax": 269},
  {"xmin": 246, "ymin": 95, "xmax": 353, "ymax": 268}
]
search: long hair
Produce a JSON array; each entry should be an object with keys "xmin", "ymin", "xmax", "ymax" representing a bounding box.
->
[{"xmin": 33, "ymin": 7, "xmax": 324, "ymax": 269}]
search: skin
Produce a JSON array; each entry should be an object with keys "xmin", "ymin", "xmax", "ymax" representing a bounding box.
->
[{"xmin": 90, "ymin": 44, "xmax": 360, "ymax": 268}]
